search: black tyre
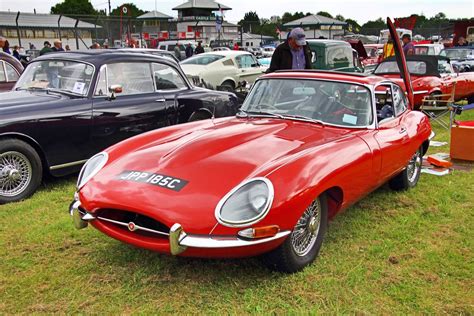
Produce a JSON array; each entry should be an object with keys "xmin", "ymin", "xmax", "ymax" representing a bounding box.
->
[
  {"xmin": 0, "ymin": 139, "xmax": 42, "ymax": 204},
  {"xmin": 389, "ymin": 147, "xmax": 422, "ymax": 191},
  {"xmin": 262, "ymin": 195, "xmax": 328, "ymax": 273},
  {"xmin": 220, "ymin": 80, "xmax": 235, "ymax": 92}
]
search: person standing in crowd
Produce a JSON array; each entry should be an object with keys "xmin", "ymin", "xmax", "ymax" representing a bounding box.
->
[
  {"xmin": 40, "ymin": 41, "xmax": 52, "ymax": 55},
  {"xmin": 12, "ymin": 45, "xmax": 21, "ymax": 60},
  {"xmin": 51, "ymin": 39, "xmax": 65, "ymax": 52},
  {"xmin": 174, "ymin": 42, "xmax": 181, "ymax": 61},
  {"xmin": 3, "ymin": 40, "xmax": 11, "ymax": 54},
  {"xmin": 65, "ymin": 44, "xmax": 71, "ymax": 51},
  {"xmin": 267, "ymin": 27, "xmax": 312, "ymax": 73},
  {"xmin": 195, "ymin": 42, "xmax": 204, "ymax": 55},
  {"xmin": 0, "ymin": 37, "xmax": 5, "ymax": 51},
  {"xmin": 233, "ymin": 42, "xmax": 239, "ymax": 50},
  {"xmin": 381, "ymin": 36, "xmax": 395, "ymax": 61},
  {"xmin": 185, "ymin": 43, "xmax": 193, "ymax": 58},
  {"xmin": 456, "ymin": 36, "xmax": 469, "ymax": 47},
  {"xmin": 402, "ymin": 34, "xmax": 415, "ymax": 55}
]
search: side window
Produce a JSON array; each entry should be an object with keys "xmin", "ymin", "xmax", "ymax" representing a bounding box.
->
[
  {"xmin": 168, "ymin": 44, "xmax": 176, "ymax": 52},
  {"xmin": 107, "ymin": 63, "xmax": 154, "ymax": 95},
  {"xmin": 375, "ymin": 84, "xmax": 395, "ymax": 123},
  {"xmin": 392, "ymin": 84, "xmax": 407, "ymax": 116},
  {"xmin": 235, "ymin": 54, "xmax": 255, "ymax": 68},
  {"xmin": 158, "ymin": 45, "xmax": 165, "ymax": 50},
  {"xmin": 0, "ymin": 62, "xmax": 6, "ymax": 82},
  {"xmin": 5, "ymin": 63, "xmax": 19, "ymax": 81},
  {"xmin": 152, "ymin": 63, "xmax": 187, "ymax": 90},
  {"xmin": 94, "ymin": 66, "xmax": 107, "ymax": 96},
  {"xmin": 327, "ymin": 47, "xmax": 351, "ymax": 69}
]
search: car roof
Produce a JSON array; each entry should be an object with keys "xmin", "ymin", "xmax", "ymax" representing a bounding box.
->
[
  {"xmin": 306, "ymin": 39, "xmax": 351, "ymax": 47},
  {"xmin": 0, "ymin": 51, "xmax": 23, "ymax": 71},
  {"xmin": 262, "ymin": 70, "xmax": 387, "ymax": 86},
  {"xmin": 32, "ymin": 50, "xmax": 178, "ymax": 68},
  {"xmin": 197, "ymin": 50, "xmax": 253, "ymax": 57}
]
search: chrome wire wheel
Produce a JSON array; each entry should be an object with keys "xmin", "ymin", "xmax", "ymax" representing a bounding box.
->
[
  {"xmin": 290, "ymin": 198, "xmax": 322, "ymax": 257},
  {"xmin": 406, "ymin": 150, "xmax": 422, "ymax": 183},
  {"xmin": 0, "ymin": 151, "xmax": 33, "ymax": 198}
]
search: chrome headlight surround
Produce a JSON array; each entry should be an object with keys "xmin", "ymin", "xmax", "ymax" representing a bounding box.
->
[
  {"xmin": 215, "ymin": 177, "xmax": 274, "ymax": 228},
  {"xmin": 76, "ymin": 152, "xmax": 109, "ymax": 189}
]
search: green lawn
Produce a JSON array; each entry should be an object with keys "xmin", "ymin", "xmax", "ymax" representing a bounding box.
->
[{"xmin": 1, "ymin": 112, "xmax": 473, "ymax": 314}]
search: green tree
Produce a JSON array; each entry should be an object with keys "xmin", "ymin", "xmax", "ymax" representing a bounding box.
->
[
  {"xmin": 51, "ymin": 0, "xmax": 99, "ymax": 15},
  {"xmin": 238, "ymin": 11, "xmax": 260, "ymax": 33},
  {"xmin": 316, "ymin": 11, "xmax": 333, "ymax": 18},
  {"xmin": 335, "ymin": 14, "xmax": 345, "ymax": 22},
  {"xmin": 110, "ymin": 3, "xmax": 146, "ymax": 18},
  {"xmin": 345, "ymin": 18, "xmax": 361, "ymax": 32},
  {"xmin": 360, "ymin": 17, "xmax": 385, "ymax": 35}
]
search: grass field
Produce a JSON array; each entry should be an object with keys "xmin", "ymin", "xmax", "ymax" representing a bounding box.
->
[{"xmin": 1, "ymin": 112, "xmax": 473, "ymax": 314}]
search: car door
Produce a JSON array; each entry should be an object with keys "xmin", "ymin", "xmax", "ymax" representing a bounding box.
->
[
  {"xmin": 234, "ymin": 54, "xmax": 265, "ymax": 83},
  {"xmin": 373, "ymin": 84, "xmax": 412, "ymax": 182},
  {"xmin": 151, "ymin": 62, "xmax": 191, "ymax": 123},
  {"xmin": 91, "ymin": 61, "xmax": 177, "ymax": 153}
]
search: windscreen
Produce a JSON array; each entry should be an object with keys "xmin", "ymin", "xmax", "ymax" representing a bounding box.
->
[
  {"xmin": 242, "ymin": 79, "xmax": 373, "ymax": 127},
  {"xmin": 375, "ymin": 60, "xmax": 428, "ymax": 75},
  {"xmin": 180, "ymin": 54, "xmax": 225, "ymax": 65}
]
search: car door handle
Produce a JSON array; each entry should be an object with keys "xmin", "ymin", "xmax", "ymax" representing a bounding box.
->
[
  {"xmin": 399, "ymin": 127, "xmax": 407, "ymax": 134},
  {"xmin": 155, "ymin": 98, "xmax": 166, "ymax": 102}
]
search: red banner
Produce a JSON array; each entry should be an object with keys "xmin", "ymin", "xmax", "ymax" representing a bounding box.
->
[{"xmin": 394, "ymin": 16, "xmax": 417, "ymax": 30}]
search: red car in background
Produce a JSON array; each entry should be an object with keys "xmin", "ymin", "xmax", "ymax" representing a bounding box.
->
[
  {"xmin": 69, "ymin": 19, "xmax": 432, "ymax": 273},
  {"xmin": 374, "ymin": 55, "xmax": 474, "ymax": 108},
  {"xmin": 0, "ymin": 52, "xmax": 23, "ymax": 92}
]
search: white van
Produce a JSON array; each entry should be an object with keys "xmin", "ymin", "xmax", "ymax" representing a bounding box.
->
[{"xmin": 157, "ymin": 40, "xmax": 197, "ymax": 60}]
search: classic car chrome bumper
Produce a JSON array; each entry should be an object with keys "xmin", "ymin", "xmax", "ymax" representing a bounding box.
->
[{"xmin": 69, "ymin": 200, "xmax": 290, "ymax": 255}]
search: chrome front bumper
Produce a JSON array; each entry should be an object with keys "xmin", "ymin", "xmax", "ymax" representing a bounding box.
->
[{"xmin": 69, "ymin": 200, "xmax": 290, "ymax": 255}]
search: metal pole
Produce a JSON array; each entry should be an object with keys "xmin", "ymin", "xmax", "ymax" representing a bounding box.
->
[
  {"xmin": 58, "ymin": 15, "xmax": 62, "ymax": 41},
  {"xmin": 94, "ymin": 15, "xmax": 99, "ymax": 42},
  {"xmin": 74, "ymin": 19, "xmax": 79, "ymax": 49},
  {"xmin": 15, "ymin": 11, "xmax": 22, "ymax": 47}
]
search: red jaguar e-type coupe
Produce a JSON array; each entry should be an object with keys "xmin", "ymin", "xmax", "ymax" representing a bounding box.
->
[{"xmin": 69, "ymin": 19, "xmax": 432, "ymax": 272}]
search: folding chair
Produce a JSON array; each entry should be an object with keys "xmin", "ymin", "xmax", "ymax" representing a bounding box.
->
[{"xmin": 420, "ymin": 83, "xmax": 456, "ymax": 129}]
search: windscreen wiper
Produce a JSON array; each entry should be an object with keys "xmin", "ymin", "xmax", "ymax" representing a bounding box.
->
[
  {"xmin": 237, "ymin": 109, "xmax": 284, "ymax": 119},
  {"xmin": 281, "ymin": 114, "xmax": 325, "ymax": 126}
]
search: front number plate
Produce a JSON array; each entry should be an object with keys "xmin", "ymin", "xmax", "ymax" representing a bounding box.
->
[{"xmin": 118, "ymin": 170, "xmax": 188, "ymax": 192}]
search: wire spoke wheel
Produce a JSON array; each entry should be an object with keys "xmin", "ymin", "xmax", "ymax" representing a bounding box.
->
[
  {"xmin": 290, "ymin": 198, "xmax": 322, "ymax": 257},
  {"xmin": 0, "ymin": 151, "xmax": 33, "ymax": 198},
  {"xmin": 406, "ymin": 149, "xmax": 422, "ymax": 183}
]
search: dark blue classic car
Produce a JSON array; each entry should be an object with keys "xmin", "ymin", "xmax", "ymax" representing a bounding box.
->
[{"xmin": 0, "ymin": 50, "xmax": 239, "ymax": 203}]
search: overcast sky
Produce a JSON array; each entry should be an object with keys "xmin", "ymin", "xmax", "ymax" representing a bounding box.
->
[{"xmin": 1, "ymin": 0, "xmax": 472, "ymax": 24}]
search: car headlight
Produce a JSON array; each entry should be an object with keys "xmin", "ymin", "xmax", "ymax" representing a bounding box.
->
[
  {"xmin": 215, "ymin": 178, "xmax": 274, "ymax": 227},
  {"xmin": 76, "ymin": 152, "xmax": 108, "ymax": 189}
]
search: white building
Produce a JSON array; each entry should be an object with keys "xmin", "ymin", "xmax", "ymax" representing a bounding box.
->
[
  {"xmin": 282, "ymin": 14, "xmax": 347, "ymax": 40},
  {"xmin": 0, "ymin": 11, "xmax": 101, "ymax": 50}
]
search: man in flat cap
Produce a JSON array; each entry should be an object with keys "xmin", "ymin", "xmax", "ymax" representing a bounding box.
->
[
  {"xmin": 268, "ymin": 27, "xmax": 312, "ymax": 73},
  {"xmin": 40, "ymin": 41, "xmax": 52, "ymax": 56}
]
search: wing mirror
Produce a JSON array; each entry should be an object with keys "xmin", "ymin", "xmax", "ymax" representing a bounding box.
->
[{"xmin": 107, "ymin": 84, "xmax": 122, "ymax": 100}]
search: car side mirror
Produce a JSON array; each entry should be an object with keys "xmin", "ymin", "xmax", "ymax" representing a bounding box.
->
[{"xmin": 107, "ymin": 84, "xmax": 122, "ymax": 100}]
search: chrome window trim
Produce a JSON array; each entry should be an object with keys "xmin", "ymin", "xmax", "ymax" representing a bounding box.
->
[
  {"xmin": 4, "ymin": 61, "xmax": 20, "ymax": 82},
  {"xmin": 0, "ymin": 61, "xmax": 5, "ymax": 82},
  {"xmin": 215, "ymin": 177, "xmax": 274, "ymax": 228}
]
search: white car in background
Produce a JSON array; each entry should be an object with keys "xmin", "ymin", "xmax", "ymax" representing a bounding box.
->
[
  {"xmin": 261, "ymin": 47, "xmax": 275, "ymax": 57},
  {"xmin": 180, "ymin": 51, "xmax": 268, "ymax": 90},
  {"xmin": 414, "ymin": 43, "xmax": 444, "ymax": 56}
]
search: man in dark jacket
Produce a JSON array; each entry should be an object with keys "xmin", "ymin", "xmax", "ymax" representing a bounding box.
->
[
  {"xmin": 195, "ymin": 42, "xmax": 204, "ymax": 55},
  {"xmin": 185, "ymin": 43, "xmax": 194, "ymax": 58},
  {"xmin": 268, "ymin": 27, "xmax": 312, "ymax": 73}
]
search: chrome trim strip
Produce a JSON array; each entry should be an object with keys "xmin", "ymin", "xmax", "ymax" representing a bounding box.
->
[
  {"xmin": 179, "ymin": 231, "xmax": 291, "ymax": 248},
  {"xmin": 413, "ymin": 90, "xmax": 429, "ymax": 95},
  {"xmin": 96, "ymin": 216, "xmax": 170, "ymax": 237},
  {"xmin": 50, "ymin": 159, "xmax": 88, "ymax": 170}
]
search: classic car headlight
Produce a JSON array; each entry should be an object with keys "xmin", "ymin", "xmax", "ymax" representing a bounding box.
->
[
  {"xmin": 76, "ymin": 152, "xmax": 108, "ymax": 189},
  {"xmin": 215, "ymin": 178, "xmax": 274, "ymax": 227}
]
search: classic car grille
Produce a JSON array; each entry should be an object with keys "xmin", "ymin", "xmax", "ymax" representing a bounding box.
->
[{"xmin": 96, "ymin": 209, "xmax": 169, "ymax": 238}]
